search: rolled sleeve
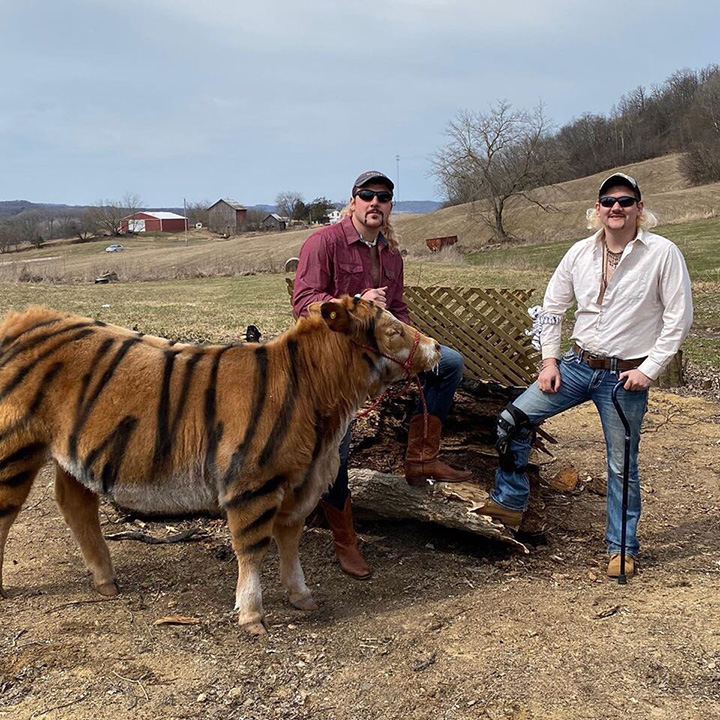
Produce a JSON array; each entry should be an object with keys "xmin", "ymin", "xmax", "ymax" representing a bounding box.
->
[{"xmin": 540, "ymin": 250, "xmax": 576, "ymax": 359}]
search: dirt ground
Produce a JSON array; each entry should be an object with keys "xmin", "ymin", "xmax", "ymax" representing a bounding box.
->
[{"xmin": 1, "ymin": 387, "xmax": 719, "ymax": 720}]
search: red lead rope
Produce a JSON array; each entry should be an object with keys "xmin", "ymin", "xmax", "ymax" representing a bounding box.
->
[{"xmin": 353, "ymin": 330, "xmax": 430, "ymax": 439}]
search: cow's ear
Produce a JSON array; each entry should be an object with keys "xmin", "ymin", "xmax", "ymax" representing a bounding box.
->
[{"xmin": 320, "ymin": 301, "xmax": 352, "ymax": 333}]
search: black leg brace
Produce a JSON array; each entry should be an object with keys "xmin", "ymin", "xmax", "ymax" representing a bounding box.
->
[{"xmin": 496, "ymin": 402, "xmax": 533, "ymax": 473}]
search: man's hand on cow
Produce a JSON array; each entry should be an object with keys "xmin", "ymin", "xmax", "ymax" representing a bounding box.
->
[
  {"xmin": 618, "ymin": 368, "xmax": 652, "ymax": 391},
  {"xmin": 362, "ymin": 286, "xmax": 387, "ymax": 308},
  {"xmin": 538, "ymin": 360, "xmax": 561, "ymax": 393}
]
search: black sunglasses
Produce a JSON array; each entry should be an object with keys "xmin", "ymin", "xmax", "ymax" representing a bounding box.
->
[
  {"xmin": 599, "ymin": 195, "xmax": 638, "ymax": 208},
  {"xmin": 355, "ymin": 189, "xmax": 393, "ymax": 203}
]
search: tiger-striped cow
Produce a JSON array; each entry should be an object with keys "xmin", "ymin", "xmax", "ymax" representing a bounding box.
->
[{"xmin": 0, "ymin": 297, "xmax": 440, "ymax": 634}]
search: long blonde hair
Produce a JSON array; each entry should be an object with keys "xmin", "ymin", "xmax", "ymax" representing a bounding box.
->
[
  {"xmin": 585, "ymin": 205, "xmax": 658, "ymax": 231},
  {"xmin": 340, "ymin": 203, "xmax": 401, "ymax": 251}
]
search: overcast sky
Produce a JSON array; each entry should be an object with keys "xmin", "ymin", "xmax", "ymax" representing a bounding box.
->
[{"xmin": 1, "ymin": 0, "xmax": 718, "ymax": 207}]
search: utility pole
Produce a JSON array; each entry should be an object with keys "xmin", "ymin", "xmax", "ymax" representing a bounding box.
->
[
  {"xmin": 395, "ymin": 154, "xmax": 400, "ymax": 204},
  {"xmin": 183, "ymin": 197, "xmax": 188, "ymax": 247}
]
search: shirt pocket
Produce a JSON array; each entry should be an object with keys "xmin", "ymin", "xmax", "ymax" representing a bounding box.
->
[
  {"xmin": 336, "ymin": 261, "xmax": 364, "ymax": 294},
  {"xmin": 383, "ymin": 264, "xmax": 398, "ymax": 284},
  {"xmin": 617, "ymin": 269, "xmax": 646, "ymax": 300}
]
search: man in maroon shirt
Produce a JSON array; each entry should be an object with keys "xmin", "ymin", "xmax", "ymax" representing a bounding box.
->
[{"xmin": 293, "ymin": 171, "xmax": 472, "ymax": 579}]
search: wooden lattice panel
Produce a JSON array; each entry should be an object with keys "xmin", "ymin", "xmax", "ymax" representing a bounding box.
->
[{"xmin": 404, "ymin": 286, "xmax": 539, "ymax": 387}]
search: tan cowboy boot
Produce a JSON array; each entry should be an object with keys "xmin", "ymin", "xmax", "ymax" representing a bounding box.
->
[
  {"xmin": 607, "ymin": 553, "xmax": 636, "ymax": 578},
  {"xmin": 474, "ymin": 499, "xmax": 524, "ymax": 531},
  {"xmin": 405, "ymin": 414, "xmax": 473, "ymax": 486},
  {"xmin": 320, "ymin": 495, "xmax": 373, "ymax": 580}
]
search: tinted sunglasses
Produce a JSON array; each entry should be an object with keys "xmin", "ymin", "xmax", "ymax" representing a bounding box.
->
[
  {"xmin": 355, "ymin": 189, "xmax": 393, "ymax": 203},
  {"xmin": 599, "ymin": 195, "xmax": 638, "ymax": 208}
]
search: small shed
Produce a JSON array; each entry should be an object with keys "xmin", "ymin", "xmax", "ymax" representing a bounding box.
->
[
  {"xmin": 121, "ymin": 212, "xmax": 187, "ymax": 234},
  {"xmin": 207, "ymin": 199, "xmax": 247, "ymax": 235},
  {"xmin": 425, "ymin": 235, "xmax": 458, "ymax": 252},
  {"xmin": 262, "ymin": 213, "xmax": 288, "ymax": 231}
]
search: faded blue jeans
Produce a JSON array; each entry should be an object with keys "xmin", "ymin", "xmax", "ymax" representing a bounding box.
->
[{"xmin": 491, "ymin": 348, "xmax": 648, "ymax": 556}]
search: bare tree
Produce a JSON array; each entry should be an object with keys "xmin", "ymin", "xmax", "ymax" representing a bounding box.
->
[
  {"xmin": 0, "ymin": 222, "xmax": 20, "ymax": 253},
  {"xmin": 275, "ymin": 191, "xmax": 304, "ymax": 219},
  {"xmin": 66, "ymin": 211, "xmax": 96, "ymax": 242},
  {"xmin": 185, "ymin": 200, "xmax": 211, "ymax": 228},
  {"xmin": 86, "ymin": 193, "xmax": 144, "ymax": 236},
  {"xmin": 431, "ymin": 101, "xmax": 555, "ymax": 242},
  {"xmin": 681, "ymin": 70, "xmax": 720, "ymax": 184},
  {"xmin": 245, "ymin": 209, "xmax": 267, "ymax": 231},
  {"xmin": 11, "ymin": 211, "xmax": 45, "ymax": 248}
]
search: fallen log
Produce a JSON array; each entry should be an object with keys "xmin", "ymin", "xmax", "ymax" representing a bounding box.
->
[
  {"xmin": 346, "ymin": 381, "xmax": 552, "ymax": 545},
  {"xmin": 349, "ymin": 468, "xmax": 529, "ymax": 552}
]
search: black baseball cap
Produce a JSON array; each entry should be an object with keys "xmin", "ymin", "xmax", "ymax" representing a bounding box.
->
[
  {"xmin": 598, "ymin": 172, "xmax": 641, "ymax": 200},
  {"xmin": 352, "ymin": 171, "xmax": 394, "ymax": 194}
]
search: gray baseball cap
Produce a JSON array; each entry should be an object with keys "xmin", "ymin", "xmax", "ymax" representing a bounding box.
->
[
  {"xmin": 598, "ymin": 172, "xmax": 641, "ymax": 200},
  {"xmin": 352, "ymin": 171, "xmax": 394, "ymax": 193}
]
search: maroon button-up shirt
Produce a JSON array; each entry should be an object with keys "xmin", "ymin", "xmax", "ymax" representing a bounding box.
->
[{"xmin": 292, "ymin": 215, "xmax": 410, "ymax": 323}]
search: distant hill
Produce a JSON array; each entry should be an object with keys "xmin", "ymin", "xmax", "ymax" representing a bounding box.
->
[
  {"xmin": 393, "ymin": 154, "xmax": 720, "ymax": 249},
  {"xmin": 0, "ymin": 199, "xmax": 441, "ymax": 220},
  {"xmin": 0, "ymin": 200, "xmax": 91, "ymax": 218},
  {"xmin": 393, "ymin": 200, "xmax": 442, "ymax": 214}
]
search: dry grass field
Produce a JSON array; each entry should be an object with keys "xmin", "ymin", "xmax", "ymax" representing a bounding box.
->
[
  {"xmin": 1, "ymin": 159, "xmax": 719, "ymax": 719},
  {"xmin": 394, "ymin": 154, "xmax": 720, "ymax": 249}
]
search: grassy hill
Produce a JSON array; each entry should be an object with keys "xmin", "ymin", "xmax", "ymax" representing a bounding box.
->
[
  {"xmin": 394, "ymin": 154, "xmax": 720, "ymax": 250},
  {"xmin": 3, "ymin": 153, "xmax": 718, "ymax": 282}
]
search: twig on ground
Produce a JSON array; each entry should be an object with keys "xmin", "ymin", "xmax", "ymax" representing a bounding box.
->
[
  {"xmin": 25, "ymin": 481, "xmax": 53, "ymax": 512},
  {"xmin": 30, "ymin": 694, "xmax": 87, "ymax": 718},
  {"xmin": 104, "ymin": 528, "xmax": 207, "ymax": 544},
  {"xmin": 44, "ymin": 598, "xmax": 114, "ymax": 615},
  {"xmin": 111, "ymin": 670, "xmax": 150, "ymax": 703},
  {"xmin": 11, "ymin": 629, "xmax": 27, "ymax": 647}
]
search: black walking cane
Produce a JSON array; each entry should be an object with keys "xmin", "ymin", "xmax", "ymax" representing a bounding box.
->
[{"xmin": 611, "ymin": 379, "xmax": 631, "ymax": 585}]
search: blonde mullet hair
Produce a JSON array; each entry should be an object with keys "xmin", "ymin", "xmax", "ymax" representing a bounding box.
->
[
  {"xmin": 585, "ymin": 206, "xmax": 659, "ymax": 231},
  {"xmin": 340, "ymin": 203, "xmax": 401, "ymax": 251}
]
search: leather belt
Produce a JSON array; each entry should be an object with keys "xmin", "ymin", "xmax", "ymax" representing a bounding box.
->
[{"xmin": 572, "ymin": 343, "xmax": 646, "ymax": 371}]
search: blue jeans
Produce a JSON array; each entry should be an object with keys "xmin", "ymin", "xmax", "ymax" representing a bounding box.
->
[
  {"xmin": 324, "ymin": 345, "xmax": 464, "ymax": 508},
  {"xmin": 491, "ymin": 349, "xmax": 648, "ymax": 556}
]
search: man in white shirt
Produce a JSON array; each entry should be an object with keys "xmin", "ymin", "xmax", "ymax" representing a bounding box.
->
[{"xmin": 478, "ymin": 173, "xmax": 693, "ymax": 578}]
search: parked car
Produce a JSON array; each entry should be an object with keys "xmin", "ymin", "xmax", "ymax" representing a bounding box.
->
[{"xmin": 105, "ymin": 244, "xmax": 124, "ymax": 252}]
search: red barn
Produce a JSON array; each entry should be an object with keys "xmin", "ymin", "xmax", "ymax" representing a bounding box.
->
[{"xmin": 120, "ymin": 212, "xmax": 188, "ymax": 234}]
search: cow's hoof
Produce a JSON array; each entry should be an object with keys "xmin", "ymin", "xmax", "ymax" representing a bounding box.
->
[
  {"xmin": 0, "ymin": 585, "xmax": 7, "ymax": 600},
  {"xmin": 96, "ymin": 581, "xmax": 119, "ymax": 597},
  {"xmin": 290, "ymin": 594, "xmax": 318, "ymax": 612},
  {"xmin": 241, "ymin": 620, "xmax": 268, "ymax": 637}
]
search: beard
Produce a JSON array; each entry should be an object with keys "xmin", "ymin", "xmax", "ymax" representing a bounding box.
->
[{"xmin": 363, "ymin": 209, "xmax": 385, "ymax": 225}]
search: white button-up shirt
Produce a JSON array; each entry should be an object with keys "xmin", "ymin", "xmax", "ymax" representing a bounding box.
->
[{"xmin": 541, "ymin": 228, "xmax": 693, "ymax": 380}]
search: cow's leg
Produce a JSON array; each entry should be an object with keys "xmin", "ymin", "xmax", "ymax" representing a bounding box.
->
[
  {"xmin": 274, "ymin": 516, "xmax": 317, "ymax": 611},
  {"xmin": 0, "ymin": 441, "xmax": 46, "ymax": 598},
  {"xmin": 54, "ymin": 464, "xmax": 117, "ymax": 596},
  {"xmin": 225, "ymin": 494, "xmax": 281, "ymax": 636}
]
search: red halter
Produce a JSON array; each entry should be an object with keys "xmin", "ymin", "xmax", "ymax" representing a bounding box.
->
[{"xmin": 353, "ymin": 329, "xmax": 430, "ymax": 438}]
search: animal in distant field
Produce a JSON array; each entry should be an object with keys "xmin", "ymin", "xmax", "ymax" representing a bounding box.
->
[{"xmin": 0, "ymin": 297, "xmax": 440, "ymax": 634}]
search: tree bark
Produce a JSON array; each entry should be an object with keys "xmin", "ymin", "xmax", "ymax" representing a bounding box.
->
[
  {"xmin": 656, "ymin": 350, "xmax": 684, "ymax": 388},
  {"xmin": 349, "ymin": 468, "xmax": 529, "ymax": 552}
]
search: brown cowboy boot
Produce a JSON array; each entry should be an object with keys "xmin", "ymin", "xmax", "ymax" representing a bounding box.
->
[
  {"xmin": 405, "ymin": 414, "xmax": 473, "ymax": 486},
  {"xmin": 320, "ymin": 495, "xmax": 373, "ymax": 580}
]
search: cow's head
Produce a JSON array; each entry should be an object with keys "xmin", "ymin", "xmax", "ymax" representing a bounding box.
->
[{"xmin": 312, "ymin": 296, "xmax": 441, "ymax": 382}]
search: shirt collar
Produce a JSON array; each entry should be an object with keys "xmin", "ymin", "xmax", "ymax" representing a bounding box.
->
[
  {"xmin": 341, "ymin": 215, "xmax": 387, "ymax": 247},
  {"xmin": 593, "ymin": 226, "xmax": 646, "ymax": 249}
]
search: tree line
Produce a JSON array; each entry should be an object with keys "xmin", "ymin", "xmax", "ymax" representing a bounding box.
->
[{"xmin": 432, "ymin": 63, "xmax": 720, "ymax": 241}]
